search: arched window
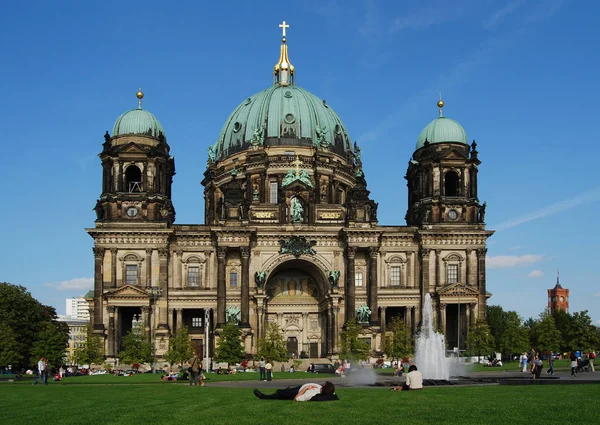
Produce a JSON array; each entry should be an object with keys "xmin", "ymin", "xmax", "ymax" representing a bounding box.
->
[
  {"xmin": 444, "ymin": 170, "xmax": 459, "ymax": 197},
  {"xmin": 125, "ymin": 165, "xmax": 142, "ymax": 193}
]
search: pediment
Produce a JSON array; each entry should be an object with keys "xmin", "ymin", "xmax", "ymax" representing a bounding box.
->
[
  {"xmin": 442, "ymin": 149, "xmax": 468, "ymax": 161},
  {"xmin": 105, "ymin": 284, "xmax": 150, "ymax": 299},
  {"xmin": 118, "ymin": 142, "xmax": 147, "ymax": 154},
  {"xmin": 437, "ymin": 283, "xmax": 480, "ymax": 297}
]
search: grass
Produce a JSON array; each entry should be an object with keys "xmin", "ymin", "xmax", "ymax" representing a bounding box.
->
[{"xmin": 1, "ymin": 377, "xmax": 597, "ymax": 425}]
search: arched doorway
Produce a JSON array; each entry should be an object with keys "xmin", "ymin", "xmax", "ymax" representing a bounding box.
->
[{"xmin": 265, "ymin": 260, "xmax": 329, "ymax": 358}]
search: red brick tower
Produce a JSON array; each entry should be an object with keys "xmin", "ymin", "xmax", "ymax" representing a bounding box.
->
[{"xmin": 548, "ymin": 272, "xmax": 569, "ymax": 314}]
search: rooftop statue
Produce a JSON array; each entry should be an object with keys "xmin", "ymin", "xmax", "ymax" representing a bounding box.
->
[{"xmin": 356, "ymin": 304, "xmax": 371, "ymax": 324}]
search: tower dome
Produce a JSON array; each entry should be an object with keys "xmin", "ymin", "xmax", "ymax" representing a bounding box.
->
[
  {"xmin": 112, "ymin": 90, "xmax": 166, "ymax": 140},
  {"xmin": 416, "ymin": 99, "xmax": 467, "ymax": 150},
  {"xmin": 209, "ymin": 26, "xmax": 351, "ymax": 162}
]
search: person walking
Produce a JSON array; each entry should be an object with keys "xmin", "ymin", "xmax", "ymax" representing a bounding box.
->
[
  {"xmin": 188, "ymin": 354, "xmax": 202, "ymax": 386},
  {"xmin": 522, "ymin": 352, "xmax": 528, "ymax": 372},
  {"xmin": 258, "ymin": 356, "xmax": 266, "ymax": 381},
  {"xmin": 265, "ymin": 360, "xmax": 273, "ymax": 381},
  {"xmin": 547, "ymin": 355, "xmax": 555, "ymax": 376},
  {"xmin": 570, "ymin": 352, "xmax": 577, "ymax": 377},
  {"xmin": 588, "ymin": 351, "xmax": 595, "ymax": 372},
  {"xmin": 32, "ymin": 357, "xmax": 47, "ymax": 385}
]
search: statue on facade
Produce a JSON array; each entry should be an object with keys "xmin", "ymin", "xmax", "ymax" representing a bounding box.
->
[
  {"xmin": 356, "ymin": 304, "xmax": 371, "ymax": 324},
  {"xmin": 315, "ymin": 126, "xmax": 329, "ymax": 149},
  {"xmin": 478, "ymin": 202, "xmax": 486, "ymax": 223},
  {"xmin": 250, "ymin": 125, "xmax": 265, "ymax": 147},
  {"xmin": 255, "ymin": 271, "xmax": 267, "ymax": 289},
  {"xmin": 291, "ymin": 197, "xmax": 303, "ymax": 223},
  {"xmin": 225, "ymin": 306, "xmax": 241, "ymax": 324},
  {"xmin": 328, "ymin": 270, "xmax": 341, "ymax": 289},
  {"xmin": 208, "ymin": 144, "xmax": 216, "ymax": 164},
  {"xmin": 94, "ymin": 200, "xmax": 105, "ymax": 220}
]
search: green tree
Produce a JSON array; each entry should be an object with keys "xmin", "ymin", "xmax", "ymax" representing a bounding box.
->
[
  {"xmin": 164, "ymin": 327, "xmax": 194, "ymax": 369},
  {"xmin": 466, "ymin": 319, "xmax": 494, "ymax": 361},
  {"xmin": 498, "ymin": 311, "xmax": 529, "ymax": 361},
  {"xmin": 119, "ymin": 322, "xmax": 152, "ymax": 369},
  {"xmin": 569, "ymin": 310, "xmax": 598, "ymax": 351},
  {"xmin": 257, "ymin": 322, "xmax": 289, "ymax": 362},
  {"xmin": 214, "ymin": 322, "xmax": 245, "ymax": 364},
  {"xmin": 73, "ymin": 324, "xmax": 105, "ymax": 366},
  {"xmin": 0, "ymin": 282, "xmax": 61, "ymax": 368},
  {"xmin": 339, "ymin": 318, "xmax": 370, "ymax": 361},
  {"xmin": 552, "ymin": 309, "xmax": 574, "ymax": 353},
  {"xmin": 30, "ymin": 321, "xmax": 69, "ymax": 369},
  {"xmin": 383, "ymin": 317, "xmax": 413, "ymax": 360},
  {"xmin": 530, "ymin": 309, "xmax": 562, "ymax": 355},
  {"xmin": 486, "ymin": 305, "xmax": 508, "ymax": 352},
  {"xmin": 0, "ymin": 322, "xmax": 24, "ymax": 367}
]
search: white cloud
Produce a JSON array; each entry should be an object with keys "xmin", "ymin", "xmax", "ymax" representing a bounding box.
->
[
  {"xmin": 45, "ymin": 277, "xmax": 93, "ymax": 291},
  {"xmin": 528, "ymin": 270, "xmax": 544, "ymax": 278},
  {"xmin": 487, "ymin": 254, "xmax": 544, "ymax": 269},
  {"xmin": 594, "ymin": 293, "xmax": 600, "ymax": 297},
  {"xmin": 483, "ymin": 0, "xmax": 524, "ymax": 28},
  {"xmin": 494, "ymin": 187, "xmax": 600, "ymax": 231}
]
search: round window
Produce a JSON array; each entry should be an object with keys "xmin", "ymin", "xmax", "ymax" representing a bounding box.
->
[
  {"xmin": 285, "ymin": 113, "xmax": 295, "ymax": 124},
  {"xmin": 448, "ymin": 209, "xmax": 458, "ymax": 220},
  {"xmin": 233, "ymin": 122, "xmax": 242, "ymax": 132},
  {"xmin": 284, "ymin": 90, "xmax": 293, "ymax": 98},
  {"xmin": 244, "ymin": 98, "xmax": 252, "ymax": 105}
]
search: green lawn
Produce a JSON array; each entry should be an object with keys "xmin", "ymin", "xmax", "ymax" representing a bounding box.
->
[{"xmin": 1, "ymin": 378, "xmax": 596, "ymax": 425}]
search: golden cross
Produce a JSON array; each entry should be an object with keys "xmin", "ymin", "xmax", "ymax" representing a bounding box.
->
[
  {"xmin": 279, "ymin": 20, "xmax": 289, "ymax": 37},
  {"xmin": 292, "ymin": 157, "xmax": 302, "ymax": 176}
]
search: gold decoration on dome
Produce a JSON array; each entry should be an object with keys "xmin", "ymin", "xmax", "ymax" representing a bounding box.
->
[
  {"xmin": 274, "ymin": 20, "xmax": 294, "ymax": 86},
  {"xmin": 137, "ymin": 88, "xmax": 144, "ymax": 109},
  {"xmin": 437, "ymin": 92, "xmax": 444, "ymax": 117}
]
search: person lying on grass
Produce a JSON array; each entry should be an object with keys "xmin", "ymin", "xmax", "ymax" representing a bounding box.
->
[
  {"xmin": 253, "ymin": 381, "xmax": 339, "ymax": 401},
  {"xmin": 391, "ymin": 365, "xmax": 423, "ymax": 391}
]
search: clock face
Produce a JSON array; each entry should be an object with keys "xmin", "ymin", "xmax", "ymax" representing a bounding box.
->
[
  {"xmin": 126, "ymin": 207, "xmax": 138, "ymax": 217},
  {"xmin": 559, "ymin": 296, "xmax": 564, "ymax": 302},
  {"xmin": 448, "ymin": 209, "xmax": 458, "ymax": 220}
]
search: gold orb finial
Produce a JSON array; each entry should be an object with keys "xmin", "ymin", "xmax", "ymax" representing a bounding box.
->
[
  {"xmin": 437, "ymin": 99, "xmax": 444, "ymax": 108},
  {"xmin": 136, "ymin": 88, "xmax": 144, "ymax": 99}
]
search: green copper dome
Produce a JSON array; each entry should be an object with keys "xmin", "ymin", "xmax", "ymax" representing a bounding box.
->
[
  {"xmin": 213, "ymin": 85, "xmax": 352, "ymax": 160},
  {"xmin": 416, "ymin": 116, "xmax": 468, "ymax": 150},
  {"xmin": 112, "ymin": 107, "xmax": 166, "ymax": 140}
]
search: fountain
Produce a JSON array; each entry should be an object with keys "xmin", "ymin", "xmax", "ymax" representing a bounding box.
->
[{"xmin": 414, "ymin": 293, "xmax": 449, "ymax": 380}]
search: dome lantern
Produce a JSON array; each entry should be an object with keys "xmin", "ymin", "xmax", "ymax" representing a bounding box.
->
[{"xmin": 415, "ymin": 98, "xmax": 468, "ymax": 150}]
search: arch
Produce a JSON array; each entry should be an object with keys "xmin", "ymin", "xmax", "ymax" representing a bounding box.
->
[
  {"xmin": 262, "ymin": 255, "xmax": 331, "ymax": 300},
  {"xmin": 444, "ymin": 170, "xmax": 460, "ymax": 197},
  {"xmin": 125, "ymin": 164, "xmax": 142, "ymax": 193}
]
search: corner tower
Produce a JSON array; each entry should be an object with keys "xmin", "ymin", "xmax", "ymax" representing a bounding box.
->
[
  {"xmin": 548, "ymin": 272, "xmax": 569, "ymax": 314},
  {"xmin": 94, "ymin": 90, "xmax": 176, "ymax": 224},
  {"xmin": 405, "ymin": 99, "xmax": 483, "ymax": 226}
]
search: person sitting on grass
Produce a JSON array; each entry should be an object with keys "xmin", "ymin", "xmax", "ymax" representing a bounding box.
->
[
  {"xmin": 253, "ymin": 381, "xmax": 339, "ymax": 402},
  {"xmin": 391, "ymin": 365, "xmax": 423, "ymax": 391}
]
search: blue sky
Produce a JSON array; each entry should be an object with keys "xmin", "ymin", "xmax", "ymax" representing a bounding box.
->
[{"xmin": 1, "ymin": 0, "xmax": 598, "ymax": 324}]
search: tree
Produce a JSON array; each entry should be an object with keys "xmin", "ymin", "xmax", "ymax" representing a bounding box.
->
[
  {"xmin": 466, "ymin": 319, "xmax": 494, "ymax": 361},
  {"xmin": 73, "ymin": 324, "xmax": 105, "ymax": 366},
  {"xmin": 339, "ymin": 318, "xmax": 370, "ymax": 361},
  {"xmin": 0, "ymin": 322, "xmax": 24, "ymax": 367},
  {"xmin": 164, "ymin": 327, "xmax": 194, "ymax": 369},
  {"xmin": 383, "ymin": 317, "xmax": 413, "ymax": 360},
  {"xmin": 119, "ymin": 322, "xmax": 152, "ymax": 369},
  {"xmin": 569, "ymin": 310, "xmax": 599, "ymax": 351},
  {"xmin": 498, "ymin": 311, "xmax": 529, "ymax": 361},
  {"xmin": 257, "ymin": 322, "xmax": 289, "ymax": 362},
  {"xmin": 486, "ymin": 305, "xmax": 508, "ymax": 353},
  {"xmin": 530, "ymin": 309, "xmax": 562, "ymax": 355},
  {"xmin": 30, "ymin": 321, "xmax": 69, "ymax": 369},
  {"xmin": 214, "ymin": 322, "xmax": 245, "ymax": 365},
  {"xmin": 0, "ymin": 282, "xmax": 62, "ymax": 368},
  {"xmin": 552, "ymin": 309, "xmax": 573, "ymax": 353}
]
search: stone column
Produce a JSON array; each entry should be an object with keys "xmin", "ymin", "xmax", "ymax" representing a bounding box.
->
[
  {"xmin": 142, "ymin": 306, "xmax": 151, "ymax": 342},
  {"xmin": 380, "ymin": 307, "xmax": 387, "ymax": 337},
  {"xmin": 346, "ymin": 247, "xmax": 356, "ymax": 323},
  {"xmin": 465, "ymin": 249, "xmax": 471, "ymax": 286},
  {"xmin": 415, "ymin": 306, "xmax": 421, "ymax": 330},
  {"xmin": 477, "ymin": 248, "xmax": 487, "ymax": 319},
  {"xmin": 440, "ymin": 303, "xmax": 447, "ymax": 335},
  {"xmin": 93, "ymin": 247, "xmax": 105, "ymax": 331},
  {"xmin": 107, "ymin": 306, "xmax": 116, "ymax": 356},
  {"xmin": 168, "ymin": 308, "xmax": 174, "ymax": 331},
  {"xmin": 176, "ymin": 308, "xmax": 183, "ymax": 331},
  {"xmin": 327, "ymin": 307, "xmax": 333, "ymax": 355},
  {"xmin": 420, "ymin": 248, "xmax": 431, "ymax": 303},
  {"xmin": 216, "ymin": 247, "xmax": 227, "ymax": 327},
  {"xmin": 110, "ymin": 248, "xmax": 117, "ymax": 288},
  {"xmin": 157, "ymin": 249, "xmax": 169, "ymax": 328},
  {"xmin": 145, "ymin": 248, "xmax": 153, "ymax": 287},
  {"xmin": 240, "ymin": 247, "xmax": 250, "ymax": 327},
  {"xmin": 113, "ymin": 307, "xmax": 120, "ymax": 354},
  {"xmin": 434, "ymin": 249, "xmax": 440, "ymax": 289},
  {"xmin": 204, "ymin": 250, "xmax": 212, "ymax": 289},
  {"xmin": 175, "ymin": 250, "xmax": 183, "ymax": 289},
  {"xmin": 368, "ymin": 247, "xmax": 379, "ymax": 324}
]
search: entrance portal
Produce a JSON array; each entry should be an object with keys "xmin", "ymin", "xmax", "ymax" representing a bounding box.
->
[{"xmin": 287, "ymin": 337, "xmax": 298, "ymax": 357}]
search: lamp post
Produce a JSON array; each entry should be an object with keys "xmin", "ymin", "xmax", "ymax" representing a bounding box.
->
[
  {"xmin": 146, "ymin": 286, "xmax": 162, "ymax": 373},
  {"xmin": 457, "ymin": 283, "xmax": 462, "ymax": 362}
]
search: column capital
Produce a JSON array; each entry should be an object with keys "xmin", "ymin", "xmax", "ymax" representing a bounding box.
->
[
  {"xmin": 108, "ymin": 305, "xmax": 116, "ymax": 314},
  {"xmin": 217, "ymin": 246, "xmax": 227, "ymax": 259},
  {"xmin": 368, "ymin": 246, "xmax": 379, "ymax": 258},
  {"xmin": 145, "ymin": 248, "xmax": 153, "ymax": 256},
  {"xmin": 142, "ymin": 306, "xmax": 151, "ymax": 313},
  {"xmin": 421, "ymin": 248, "xmax": 431, "ymax": 257},
  {"xmin": 158, "ymin": 248, "xmax": 169, "ymax": 258},
  {"xmin": 93, "ymin": 247, "xmax": 105, "ymax": 258},
  {"xmin": 110, "ymin": 247, "xmax": 118, "ymax": 255},
  {"xmin": 476, "ymin": 248, "xmax": 487, "ymax": 256},
  {"xmin": 176, "ymin": 249, "xmax": 184, "ymax": 257},
  {"xmin": 240, "ymin": 246, "xmax": 250, "ymax": 258},
  {"xmin": 346, "ymin": 246, "xmax": 357, "ymax": 259}
]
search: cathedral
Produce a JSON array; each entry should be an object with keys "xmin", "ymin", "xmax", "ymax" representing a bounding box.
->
[{"xmin": 87, "ymin": 22, "xmax": 493, "ymax": 363}]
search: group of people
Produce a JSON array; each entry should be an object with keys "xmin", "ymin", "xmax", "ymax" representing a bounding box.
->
[
  {"xmin": 258, "ymin": 357, "xmax": 273, "ymax": 381},
  {"xmin": 32, "ymin": 357, "xmax": 49, "ymax": 386},
  {"xmin": 188, "ymin": 354, "xmax": 205, "ymax": 386}
]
